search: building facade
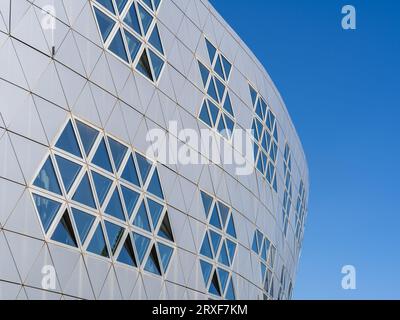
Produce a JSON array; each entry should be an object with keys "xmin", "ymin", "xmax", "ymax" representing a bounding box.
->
[{"xmin": 0, "ymin": 0, "xmax": 309, "ymax": 300}]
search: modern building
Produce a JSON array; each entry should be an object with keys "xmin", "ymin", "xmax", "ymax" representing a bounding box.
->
[{"xmin": 0, "ymin": 0, "xmax": 309, "ymax": 300}]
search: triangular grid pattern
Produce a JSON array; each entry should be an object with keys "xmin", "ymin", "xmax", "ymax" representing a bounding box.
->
[
  {"xmin": 29, "ymin": 116, "xmax": 175, "ymax": 279},
  {"xmin": 249, "ymin": 84, "xmax": 279, "ymax": 193},
  {"xmin": 251, "ymin": 228, "xmax": 278, "ymax": 299},
  {"xmin": 282, "ymin": 143, "xmax": 293, "ymax": 237},
  {"xmin": 91, "ymin": 0, "xmax": 166, "ymax": 83},
  {"xmin": 197, "ymin": 37, "xmax": 236, "ymax": 141},
  {"xmin": 198, "ymin": 190, "xmax": 237, "ymax": 300}
]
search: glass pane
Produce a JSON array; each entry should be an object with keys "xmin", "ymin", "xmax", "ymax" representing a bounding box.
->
[
  {"xmin": 72, "ymin": 173, "xmax": 96, "ymax": 209},
  {"xmin": 217, "ymin": 202, "xmax": 229, "ymax": 228},
  {"xmin": 205, "ymin": 39, "xmax": 216, "ymax": 64},
  {"xmin": 105, "ymin": 221, "xmax": 124, "ymax": 254},
  {"xmin": 149, "ymin": 49, "xmax": 164, "ymax": 80},
  {"xmin": 87, "ymin": 223, "xmax": 109, "ymax": 258},
  {"xmin": 147, "ymin": 170, "xmax": 164, "ymax": 199},
  {"xmin": 218, "ymin": 242, "xmax": 230, "ymax": 267},
  {"xmin": 209, "ymin": 271, "xmax": 221, "ymax": 296},
  {"xmin": 121, "ymin": 185, "xmax": 140, "ymax": 218},
  {"xmin": 226, "ymin": 279, "xmax": 235, "ymax": 300},
  {"xmin": 226, "ymin": 239, "xmax": 236, "ymax": 263},
  {"xmin": 147, "ymin": 198, "xmax": 163, "ymax": 229},
  {"xmin": 121, "ymin": 155, "xmax": 140, "ymax": 187},
  {"xmin": 207, "ymin": 78, "xmax": 219, "ymax": 102},
  {"xmin": 135, "ymin": 153, "xmax": 152, "ymax": 183},
  {"xmin": 137, "ymin": 3, "xmax": 153, "ymax": 35},
  {"xmin": 108, "ymin": 137, "xmax": 128, "ymax": 171},
  {"xmin": 76, "ymin": 120, "xmax": 98, "ymax": 156},
  {"xmin": 249, "ymin": 85, "xmax": 258, "ymax": 106},
  {"xmin": 226, "ymin": 215, "xmax": 237, "ymax": 238},
  {"xmin": 117, "ymin": 235, "xmax": 137, "ymax": 266},
  {"xmin": 108, "ymin": 29, "xmax": 129, "ymax": 62},
  {"xmin": 153, "ymin": 0, "xmax": 161, "ymax": 10},
  {"xmin": 91, "ymin": 171, "xmax": 112, "ymax": 206},
  {"xmin": 209, "ymin": 205, "xmax": 222, "ymax": 230},
  {"xmin": 221, "ymin": 56, "xmax": 232, "ymax": 80},
  {"xmin": 72, "ymin": 208, "xmax": 95, "ymax": 244},
  {"xmin": 217, "ymin": 268, "xmax": 229, "ymax": 292},
  {"xmin": 142, "ymin": 0, "xmax": 153, "ymax": 11},
  {"xmin": 198, "ymin": 62, "xmax": 210, "ymax": 88},
  {"xmin": 136, "ymin": 50, "xmax": 153, "ymax": 81},
  {"xmin": 123, "ymin": 3, "xmax": 142, "ymax": 35},
  {"xmin": 157, "ymin": 242, "xmax": 173, "ymax": 272},
  {"xmin": 217, "ymin": 115, "xmax": 227, "ymax": 138},
  {"xmin": 200, "ymin": 233, "xmax": 213, "ymax": 259},
  {"xmin": 93, "ymin": 7, "xmax": 115, "ymax": 42},
  {"xmin": 214, "ymin": 56, "xmax": 225, "ymax": 80},
  {"xmin": 207, "ymin": 100, "xmax": 219, "ymax": 126},
  {"xmin": 209, "ymin": 230, "xmax": 221, "ymax": 256},
  {"xmin": 214, "ymin": 77, "xmax": 225, "ymax": 103},
  {"xmin": 199, "ymin": 101, "xmax": 212, "ymax": 127},
  {"xmin": 223, "ymin": 93, "xmax": 234, "ymax": 117},
  {"xmin": 51, "ymin": 210, "xmax": 78, "ymax": 247},
  {"xmin": 200, "ymin": 191, "xmax": 213, "ymax": 217},
  {"xmin": 96, "ymin": 0, "xmax": 115, "ymax": 14},
  {"xmin": 149, "ymin": 25, "xmax": 164, "ymax": 54},
  {"xmin": 144, "ymin": 245, "xmax": 161, "ymax": 275},
  {"xmin": 124, "ymin": 29, "xmax": 141, "ymax": 61},
  {"xmin": 55, "ymin": 121, "xmax": 82, "ymax": 158},
  {"xmin": 114, "ymin": 0, "xmax": 128, "ymax": 13},
  {"xmin": 133, "ymin": 201, "xmax": 151, "ymax": 232},
  {"xmin": 105, "ymin": 188, "xmax": 126, "ymax": 221},
  {"xmin": 33, "ymin": 194, "xmax": 61, "ymax": 233},
  {"xmin": 252, "ymin": 233, "xmax": 259, "ymax": 253},
  {"xmin": 33, "ymin": 157, "xmax": 62, "ymax": 195},
  {"xmin": 92, "ymin": 138, "xmax": 113, "ymax": 173},
  {"xmin": 158, "ymin": 214, "xmax": 174, "ymax": 242},
  {"xmin": 133, "ymin": 232, "xmax": 150, "ymax": 264},
  {"xmin": 200, "ymin": 260, "xmax": 212, "ymax": 284},
  {"xmin": 225, "ymin": 116, "xmax": 234, "ymax": 138},
  {"xmin": 55, "ymin": 155, "xmax": 81, "ymax": 193}
]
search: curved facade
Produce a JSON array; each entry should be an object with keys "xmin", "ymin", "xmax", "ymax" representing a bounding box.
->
[{"xmin": 0, "ymin": 0, "xmax": 308, "ymax": 300}]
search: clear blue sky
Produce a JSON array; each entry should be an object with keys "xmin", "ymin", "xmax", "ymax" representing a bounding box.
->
[{"xmin": 210, "ymin": 0, "xmax": 400, "ymax": 299}]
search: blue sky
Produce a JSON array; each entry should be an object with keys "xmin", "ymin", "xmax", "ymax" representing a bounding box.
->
[{"xmin": 210, "ymin": 0, "xmax": 400, "ymax": 299}]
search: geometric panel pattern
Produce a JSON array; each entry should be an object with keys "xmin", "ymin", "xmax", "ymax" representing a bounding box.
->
[
  {"xmin": 249, "ymin": 84, "xmax": 279, "ymax": 192},
  {"xmin": 251, "ymin": 229, "xmax": 277, "ymax": 300},
  {"xmin": 295, "ymin": 179, "xmax": 307, "ymax": 244},
  {"xmin": 282, "ymin": 143, "xmax": 293, "ymax": 236},
  {"xmin": 199, "ymin": 191, "xmax": 237, "ymax": 300},
  {"xmin": 91, "ymin": 0, "xmax": 165, "ymax": 82},
  {"xmin": 198, "ymin": 37, "xmax": 235, "ymax": 140},
  {"xmin": 30, "ymin": 116, "xmax": 174, "ymax": 278}
]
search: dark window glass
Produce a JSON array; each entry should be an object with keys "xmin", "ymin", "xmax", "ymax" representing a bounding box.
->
[
  {"xmin": 214, "ymin": 77, "xmax": 225, "ymax": 103},
  {"xmin": 218, "ymin": 241, "xmax": 230, "ymax": 267},
  {"xmin": 72, "ymin": 173, "xmax": 96, "ymax": 209},
  {"xmin": 207, "ymin": 100, "xmax": 219, "ymax": 125},
  {"xmin": 199, "ymin": 102, "xmax": 212, "ymax": 127},
  {"xmin": 214, "ymin": 56, "xmax": 225, "ymax": 80},
  {"xmin": 105, "ymin": 188, "xmax": 126, "ymax": 221},
  {"xmin": 51, "ymin": 210, "xmax": 78, "ymax": 247},
  {"xmin": 109, "ymin": 29, "xmax": 129, "ymax": 62},
  {"xmin": 92, "ymin": 138, "xmax": 113, "ymax": 173},
  {"xmin": 114, "ymin": 0, "xmax": 128, "ymax": 13},
  {"xmin": 205, "ymin": 39, "xmax": 216, "ymax": 64},
  {"xmin": 55, "ymin": 155, "xmax": 81, "ymax": 193},
  {"xmin": 135, "ymin": 152, "xmax": 152, "ymax": 183},
  {"xmin": 209, "ymin": 230, "xmax": 221, "ymax": 256},
  {"xmin": 147, "ymin": 170, "xmax": 164, "ymax": 200},
  {"xmin": 209, "ymin": 205, "xmax": 222, "ymax": 230},
  {"xmin": 124, "ymin": 29, "xmax": 141, "ymax": 61},
  {"xmin": 117, "ymin": 235, "xmax": 137, "ymax": 266},
  {"xmin": 217, "ymin": 202, "xmax": 229, "ymax": 227},
  {"xmin": 33, "ymin": 157, "xmax": 62, "ymax": 195},
  {"xmin": 93, "ymin": 7, "xmax": 115, "ymax": 42},
  {"xmin": 226, "ymin": 279, "xmax": 235, "ymax": 300},
  {"xmin": 200, "ymin": 233, "xmax": 213, "ymax": 259},
  {"xmin": 198, "ymin": 62, "xmax": 210, "ymax": 88},
  {"xmin": 136, "ymin": 50, "xmax": 153, "ymax": 81},
  {"xmin": 149, "ymin": 49, "xmax": 164, "ymax": 80},
  {"xmin": 96, "ymin": 0, "xmax": 115, "ymax": 14},
  {"xmin": 208, "ymin": 271, "xmax": 221, "ymax": 296},
  {"xmin": 200, "ymin": 260, "xmax": 213, "ymax": 284},
  {"xmin": 153, "ymin": 0, "xmax": 161, "ymax": 11},
  {"xmin": 91, "ymin": 171, "xmax": 112, "ymax": 206},
  {"xmin": 158, "ymin": 214, "xmax": 174, "ymax": 242},
  {"xmin": 226, "ymin": 215, "xmax": 237, "ymax": 238},
  {"xmin": 137, "ymin": 4, "xmax": 153, "ymax": 35},
  {"xmin": 121, "ymin": 155, "xmax": 141, "ymax": 187},
  {"xmin": 147, "ymin": 198, "xmax": 163, "ymax": 229},
  {"xmin": 133, "ymin": 201, "xmax": 151, "ymax": 232},
  {"xmin": 56, "ymin": 121, "xmax": 82, "ymax": 158},
  {"xmin": 207, "ymin": 78, "xmax": 219, "ymax": 102},
  {"xmin": 121, "ymin": 185, "xmax": 140, "ymax": 218},
  {"xmin": 105, "ymin": 221, "xmax": 124, "ymax": 254},
  {"xmin": 133, "ymin": 232, "xmax": 150, "ymax": 264},
  {"xmin": 157, "ymin": 242, "xmax": 173, "ymax": 273},
  {"xmin": 124, "ymin": 3, "xmax": 142, "ymax": 35},
  {"xmin": 221, "ymin": 56, "xmax": 232, "ymax": 80},
  {"xmin": 200, "ymin": 191, "xmax": 213, "ymax": 217},
  {"xmin": 108, "ymin": 137, "xmax": 128, "ymax": 171},
  {"xmin": 217, "ymin": 268, "xmax": 229, "ymax": 292},
  {"xmin": 226, "ymin": 239, "xmax": 237, "ymax": 264},
  {"xmin": 76, "ymin": 120, "xmax": 99, "ymax": 156},
  {"xmin": 144, "ymin": 245, "xmax": 162, "ymax": 275},
  {"xmin": 87, "ymin": 223, "xmax": 109, "ymax": 258},
  {"xmin": 142, "ymin": 0, "xmax": 154, "ymax": 11},
  {"xmin": 249, "ymin": 86, "xmax": 258, "ymax": 106},
  {"xmin": 72, "ymin": 208, "xmax": 95, "ymax": 244},
  {"xmin": 149, "ymin": 25, "xmax": 164, "ymax": 54},
  {"xmin": 223, "ymin": 93, "xmax": 234, "ymax": 117},
  {"xmin": 33, "ymin": 194, "xmax": 61, "ymax": 233}
]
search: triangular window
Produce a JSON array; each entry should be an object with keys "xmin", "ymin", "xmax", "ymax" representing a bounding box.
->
[
  {"xmin": 147, "ymin": 170, "xmax": 164, "ymax": 199},
  {"xmin": 105, "ymin": 221, "xmax": 124, "ymax": 254},
  {"xmin": 121, "ymin": 154, "xmax": 140, "ymax": 187},
  {"xmin": 124, "ymin": 29, "xmax": 141, "ymax": 61},
  {"xmin": 94, "ymin": 7, "xmax": 116, "ymax": 42},
  {"xmin": 121, "ymin": 185, "xmax": 140, "ymax": 218},
  {"xmin": 157, "ymin": 242, "xmax": 173, "ymax": 273},
  {"xmin": 200, "ymin": 233, "xmax": 213, "ymax": 259},
  {"xmin": 226, "ymin": 215, "xmax": 237, "ymax": 238},
  {"xmin": 91, "ymin": 171, "xmax": 112, "ymax": 206},
  {"xmin": 109, "ymin": 29, "xmax": 129, "ymax": 62},
  {"xmin": 137, "ymin": 4, "xmax": 153, "ymax": 35},
  {"xmin": 117, "ymin": 235, "xmax": 137, "ymax": 267},
  {"xmin": 72, "ymin": 173, "xmax": 96, "ymax": 209},
  {"xmin": 205, "ymin": 39, "xmax": 217, "ymax": 64},
  {"xmin": 55, "ymin": 121, "xmax": 82, "ymax": 158},
  {"xmin": 108, "ymin": 137, "xmax": 128, "ymax": 171},
  {"xmin": 105, "ymin": 187, "xmax": 126, "ymax": 221},
  {"xmin": 55, "ymin": 155, "xmax": 81, "ymax": 193},
  {"xmin": 149, "ymin": 25, "xmax": 164, "ymax": 54},
  {"xmin": 124, "ymin": 3, "xmax": 142, "ymax": 35},
  {"xmin": 33, "ymin": 157, "xmax": 62, "ymax": 195},
  {"xmin": 209, "ymin": 230, "xmax": 222, "ymax": 256},
  {"xmin": 149, "ymin": 49, "xmax": 164, "ymax": 80},
  {"xmin": 133, "ymin": 201, "xmax": 151, "ymax": 232},
  {"xmin": 87, "ymin": 223, "xmax": 109, "ymax": 258},
  {"xmin": 51, "ymin": 210, "xmax": 78, "ymax": 247},
  {"xmin": 158, "ymin": 214, "xmax": 174, "ymax": 242},
  {"xmin": 72, "ymin": 208, "xmax": 95, "ymax": 244},
  {"xmin": 147, "ymin": 198, "xmax": 164, "ymax": 229},
  {"xmin": 33, "ymin": 194, "xmax": 61, "ymax": 233},
  {"xmin": 144, "ymin": 245, "xmax": 162, "ymax": 275},
  {"xmin": 135, "ymin": 152, "xmax": 152, "ymax": 183},
  {"xmin": 76, "ymin": 120, "xmax": 99, "ymax": 156},
  {"xmin": 92, "ymin": 138, "xmax": 113, "ymax": 173},
  {"xmin": 200, "ymin": 191, "xmax": 213, "ymax": 217},
  {"xmin": 208, "ymin": 271, "xmax": 221, "ymax": 296},
  {"xmin": 200, "ymin": 260, "xmax": 213, "ymax": 284},
  {"xmin": 133, "ymin": 232, "xmax": 150, "ymax": 264}
]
